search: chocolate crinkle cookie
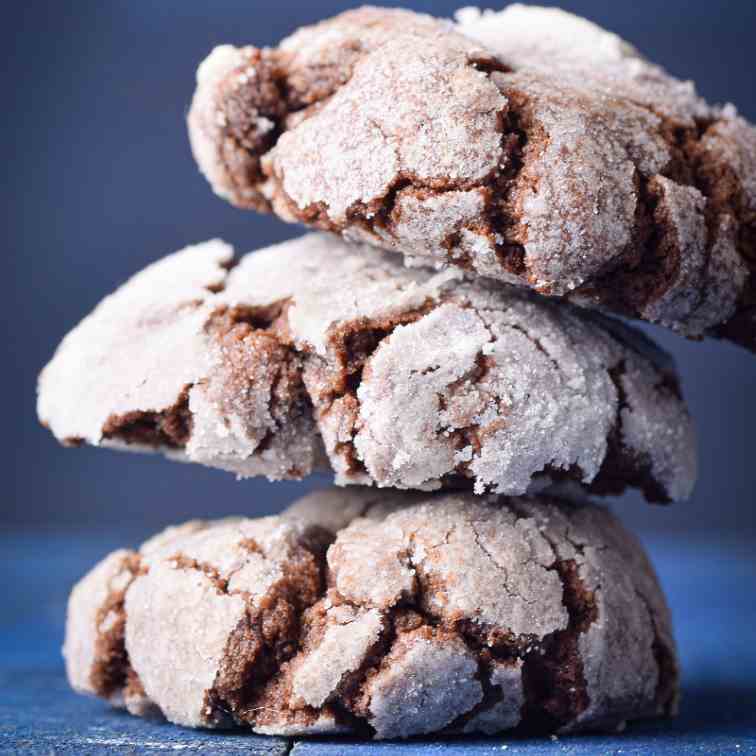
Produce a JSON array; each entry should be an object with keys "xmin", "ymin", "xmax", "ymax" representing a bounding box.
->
[
  {"xmin": 188, "ymin": 4, "xmax": 756, "ymax": 350},
  {"xmin": 64, "ymin": 487, "xmax": 679, "ymax": 739},
  {"xmin": 37, "ymin": 234, "xmax": 696, "ymax": 502}
]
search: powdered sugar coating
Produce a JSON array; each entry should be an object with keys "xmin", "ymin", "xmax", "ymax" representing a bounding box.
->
[
  {"xmin": 38, "ymin": 240, "xmax": 231, "ymax": 446},
  {"xmin": 39, "ymin": 233, "xmax": 696, "ymax": 502},
  {"xmin": 269, "ymin": 32, "xmax": 505, "ymax": 223},
  {"xmin": 63, "ymin": 549, "xmax": 136, "ymax": 701},
  {"xmin": 188, "ymin": 5, "xmax": 756, "ymax": 349},
  {"xmin": 454, "ymin": 5, "xmax": 639, "ymax": 68},
  {"xmin": 508, "ymin": 497, "xmax": 679, "ymax": 729},
  {"xmin": 364, "ymin": 631, "xmax": 483, "ymax": 739},
  {"xmin": 455, "ymin": 5, "xmax": 708, "ymax": 122},
  {"xmin": 188, "ymin": 45, "xmax": 248, "ymax": 204},
  {"xmin": 125, "ymin": 560, "xmax": 246, "ymax": 728},
  {"xmin": 292, "ymin": 607, "xmax": 384, "ymax": 708},
  {"xmin": 462, "ymin": 660, "xmax": 524, "ymax": 734},
  {"xmin": 63, "ymin": 487, "xmax": 679, "ymax": 738},
  {"xmin": 37, "ymin": 239, "xmax": 324, "ymax": 483},
  {"xmin": 330, "ymin": 496, "xmax": 568, "ymax": 640}
]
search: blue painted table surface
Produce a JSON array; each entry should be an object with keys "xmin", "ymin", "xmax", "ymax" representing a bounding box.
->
[{"xmin": 1, "ymin": 530, "xmax": 755, "ymax": 755}]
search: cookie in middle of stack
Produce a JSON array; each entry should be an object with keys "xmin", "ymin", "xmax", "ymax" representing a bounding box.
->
[{"xmin": 38, "ymin": 233, "xmax": 696, "ymax": 503}]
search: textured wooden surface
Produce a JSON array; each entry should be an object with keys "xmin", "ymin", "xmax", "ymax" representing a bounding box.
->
[{"xmin": 1, "ymin": 531, "xmax": 755, "ymax": 754}]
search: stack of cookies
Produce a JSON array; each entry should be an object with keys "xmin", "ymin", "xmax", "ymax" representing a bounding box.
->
[{"xmin": 38, "ymin": 5, "xmax": 754, "ymax": 741}]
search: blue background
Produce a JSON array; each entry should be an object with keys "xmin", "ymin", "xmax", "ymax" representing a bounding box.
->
[{"xmin": 2, "ymin": 2, "xmax": 756, "ymax": 753}]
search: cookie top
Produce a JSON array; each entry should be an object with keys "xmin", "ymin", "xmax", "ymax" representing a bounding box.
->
[
  {"xmin": 38, "ymin": 233, "xmax": 696, "ymax": 502},
  {"xmin": 64, "ymin": 487, "xmax": 678, "ymax": 738},
  {"xmin": 188, "ymin": 4, "xmax": 756, "ymax": 350}
]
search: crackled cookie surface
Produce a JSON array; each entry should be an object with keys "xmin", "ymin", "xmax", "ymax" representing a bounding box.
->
[
  {"xmin": 188, "ymin": 4, "xmax": 756, "ymax": 350},
  {"xmin": 64, "ymin": 488, "xmax": 679, "ymax": 738},
  {"xmin": 38, "ymin": 234, "xmax": 696, "ymax": 502}
]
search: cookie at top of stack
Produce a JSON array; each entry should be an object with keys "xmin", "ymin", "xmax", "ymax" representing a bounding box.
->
[
  {"xmin": 37, "ymin": 233, "xmax": 696, "ymax": 503},
  {"xmin": 188, "ymin": 4, "xmax": 756, "ymax": 351},
  {"xmin": 64, "ymin": 486, "xmax": 678, "ymax": 739}
]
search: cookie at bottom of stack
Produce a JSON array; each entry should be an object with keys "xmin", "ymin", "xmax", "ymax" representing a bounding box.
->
[{"xmin": 64, "ymin": 487, "xmax": 678, "ymax": 739}]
